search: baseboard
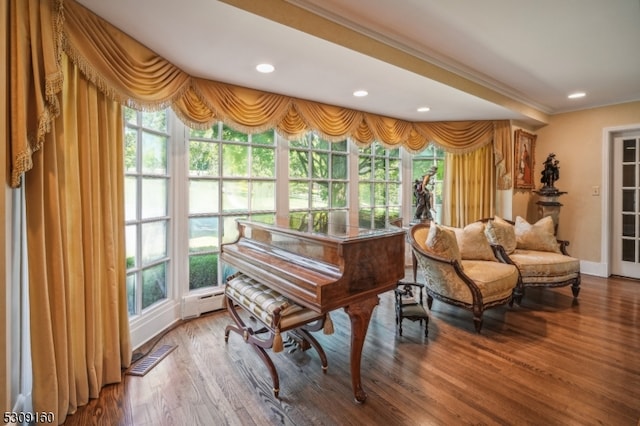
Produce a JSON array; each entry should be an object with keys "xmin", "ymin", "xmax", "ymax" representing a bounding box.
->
[{"xmin": 580, "ymin": 260, "xmax": 608, "ymax": 278}]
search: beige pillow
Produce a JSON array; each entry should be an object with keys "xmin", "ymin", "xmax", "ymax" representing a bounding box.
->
[
  {"xmin": 484, "ymin": 216, "xmax": 517, "ymax": 254},
  {"xmin": 452, "ymin": 222, "xmax": 496, "ymax": 261},
  {"xmin": 514, "ymin": 216, "xmax": 560, "ymax": 253},
  {"xmin": 426, "ymin": 222, "xmax": 462, "ymax": 265}
]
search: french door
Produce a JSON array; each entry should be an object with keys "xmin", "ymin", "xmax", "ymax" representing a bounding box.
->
[{"xmin": 612, "ymin": 133, "xmax": 640, "ymax": 278}]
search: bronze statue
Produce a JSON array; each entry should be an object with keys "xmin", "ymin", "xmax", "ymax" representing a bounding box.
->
[
  {"xmin": 540, "ymin": 153, "xmax": 560, "ymax": 190},
  {"xmin": 414, "ymin": 165, "xmax": 438, "ymax": 221}
]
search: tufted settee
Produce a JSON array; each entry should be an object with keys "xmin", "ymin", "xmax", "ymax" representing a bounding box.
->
[
  {"xmin": 481, "ymin": 216, "xmax": 581, "ymax": 304},
  {"xmin": 408, "ymin": 222, "xmax": 519, "ymax": 333}
]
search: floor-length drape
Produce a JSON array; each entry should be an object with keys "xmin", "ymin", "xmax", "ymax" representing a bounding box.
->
[
  {"xmin": 443, "ymin": 142, "xmax": 496, "ymax": 227},
  {"xmin": 25, "ymin": 53, "xmax": 131, "ymax": 423}
]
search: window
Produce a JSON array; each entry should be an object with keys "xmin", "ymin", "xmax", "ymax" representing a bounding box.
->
[
  {"xmin": 411, "ymin": 145, "xmax": 445, "ymax": 223},
  {"xmin": 124, "ymin": 109, "xmax": 171, "ymax": 315},
  {"xmin": 288, "ymin": 132, "xmax": 348, "ymax": 231},
  {"xmin": 187, "ymin": 123, "xmax": 277, "ymax": 290},
  {"xmin": 358, "ymin": 142, "xmax": 402, "ymax": 228}
]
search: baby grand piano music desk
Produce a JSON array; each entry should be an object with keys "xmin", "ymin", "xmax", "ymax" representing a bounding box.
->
[{"xmin": 221, "ymin": 219, "xmax": 405, "ymax": 403}]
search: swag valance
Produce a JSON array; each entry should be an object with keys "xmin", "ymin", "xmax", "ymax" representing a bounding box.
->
[{"xmin": 9, "ymin": 0, "xmax": 512, "ymax": 188}]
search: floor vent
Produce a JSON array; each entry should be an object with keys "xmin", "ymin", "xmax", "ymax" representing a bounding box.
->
[{"xmin": 127, "ymin": 344, "xmax": 177, "ymax": 376}]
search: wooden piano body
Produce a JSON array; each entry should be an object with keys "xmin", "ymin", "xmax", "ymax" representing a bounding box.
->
[{"xmin": 220, "ymin": 219, "xmax": 405, "ymax": 402}]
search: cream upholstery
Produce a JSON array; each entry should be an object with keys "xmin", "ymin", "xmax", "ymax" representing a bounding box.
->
[
  {"xmin": 410, "ymin": 223, "xmax": 519, "ymax": 333},
  {"xmin": 481, "ymin": 217, "xmax": 581, "ymax": 303}
]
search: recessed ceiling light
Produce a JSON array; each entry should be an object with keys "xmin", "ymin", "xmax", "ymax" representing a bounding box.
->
[
  {"xmin": 353, "ymin": 90, "xmax": 368, "ymax": 97},
  {"xmin": 417, "ymin": 106, "xmax": 431, "ymax": 112},
  {"xmin": 568, "ymin": 92, "xmax": 586, "ymax": 99},
  {"xmin": 256, "ymin": 63, "xmax": 275, "ymax": 73}
]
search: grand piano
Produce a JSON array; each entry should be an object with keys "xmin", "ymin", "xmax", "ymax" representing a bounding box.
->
[{"xmin": 220, "ymin": 218, "xmax": 405, "ymax": 402}]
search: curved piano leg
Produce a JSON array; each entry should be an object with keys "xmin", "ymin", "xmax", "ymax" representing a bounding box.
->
[{"xmin": 344, "ymin": 295, "xmax": 379, "ymax": 404}]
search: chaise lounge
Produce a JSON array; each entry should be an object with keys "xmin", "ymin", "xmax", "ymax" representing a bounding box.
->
[{"xmin": 482, "ymin": 216, "xmax": 581, "ymax": 304}]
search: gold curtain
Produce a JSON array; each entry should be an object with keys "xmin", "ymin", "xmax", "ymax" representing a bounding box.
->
[
  {"xmin": 25, "ymin": 52, "xmax": 130, "ymax": 423},
  {"xmin": 443, "ymin": 143, "xmax": 496, "ymax": 227},
  {"xmin": 62, "ymin": 0, "xmax": 510, "ymax": 168}
]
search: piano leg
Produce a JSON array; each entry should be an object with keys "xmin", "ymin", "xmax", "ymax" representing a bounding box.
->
[{"xmin": 344, "ymin": 295, "xmax": 379, "ymax": 403}]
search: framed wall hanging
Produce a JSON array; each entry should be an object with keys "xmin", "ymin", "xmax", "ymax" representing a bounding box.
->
[{"xmin": 514, "ymin": 129, "xmax": 537, "ymax": 190}]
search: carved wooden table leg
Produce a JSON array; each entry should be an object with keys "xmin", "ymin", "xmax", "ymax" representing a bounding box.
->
[{"xmin": 344, "ymin": 295, "xmax": 379, "ymax": 403}]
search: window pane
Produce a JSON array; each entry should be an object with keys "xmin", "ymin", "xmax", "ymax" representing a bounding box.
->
[
  {"xmin": 125, "ymin": 176, "xmax": 137, "ymax": 221},
  {"xmin": 222, "ymin": 144, "xmax": 248, "ymax": 176},
  {"xmin": 389, "ymin": 183, "xmax": 401, "ymax": 205},
  {"xmin": 126, "ymin": 225, "xmax": 137, "ymax": 269},
  {"xmin": 189, "ymin": 141, "xmax": 219, "ymax": 176},
  {"xmin": 141, "ymin": 221, "xmax": 167, "ymax": 264},
  {"xmin": 312, "ymin": 152, "xmax": 329, "ymax": 179},
  {"xmin": 623, "ymin": 164, "xmax": 635, "ymax": 187},
  {"xmin": 141, "ymin": 178, "xmax": 167, "ymax": 219},
  {"xmin": 312, "ymin": 137, "xmax": 329, "ymax": 150},
  {"xmin": 189, "ymin": 180, "xmax": 218, "ymax": 214},
  {"xmin": 374, "ymin": 157, "xmax": 386, "ymax": 179},
  {"xmin": 622, "ymin": 214, "xmax": 635, "ymax": 237},
  {"xmin": 359, "ymin": 209, "xmax": 372, "ymax": 228},
  {"xmin": 189, "ymin": 253, "xmax": 218, "ymax": 290},
  {"xmin": 359, "ymin": 182, "xmax": 371, "ymax": 207},
  {"xmin": 623, "ymin": 139, "xmax": 636, "ymax": 162},
  {"xmin": 251, "ymin": 147, "xmax": 275, "ymax": 177},
  {"xmin": 289, "ymin": 150, "xmax": 309, "ymax": 178},
  {"xmin": 251, "ymin": 130, "xmax": 275, "ymax": 145},
  {"xmin": 374, "ymin": 182, "xmax": 387, "ymax": 205},
  {"xmin": 124, "ymin": 129, "xmax": 137, "ymax": 172},
  {"xmin": 331, "ymin": 182, "xmax": 347, "ymax": 207},
  {"xmin": 124, "ymin": 108, "xmax": 137, "ymax": 125},
  {"xmin": 142, "ymin": 262, "xmax": 167, "ymax": 309},
  {"xmin": 623, "ymin": 189, "xmax": 635, "ymax": 212},
  {"xmin": 622, "ymin": 239, "xmax": 635, "ymax": 262},
  {"xmin": 222, "ymin": 180, "xmax": 248, "ymax": 211},
  {"xmin": 359, "ymin": 157, "xmax": 372, "ymax": 180},
  {"xmin": 141, "ymin": 110, "xmax": 167, "ymax": 132},
  {"xmin": 289, "ymin": 181, "xmax": 309, "ymax": 210},
  {"xmin": 190, "ymin": 125, "xmax": 218, "ymax": 139},
  {"xmin": 141, "ymin": 133, "xmax": 167, "ymax": 174},
  {"xmin": 252, "ymin": 181, "xmax": 276, "ymax": 211},
  {"xmin": 189, "ymin": 217, "xmax": 218, "ymax": 253},
  {"xmin": 333, "ymin": 140, "xmax": 348, "ymax": 152},
  {"xmin": 332, "ymin": 154, "xmax": 347, "ymax": 179},
  {"xmin": 388, "ymin": 159, "xmax": 400, "ymax": 180},
  {"xmin": 312, "ymin": 182, "xmax": 329, "ymax": 208},
  {"xmin": 222, "ymin": 124, "xmax": 248, "ymax": 142},
  {"xmin": 126, "ymin": 274, "xmax": 136, "ymax": 315}
]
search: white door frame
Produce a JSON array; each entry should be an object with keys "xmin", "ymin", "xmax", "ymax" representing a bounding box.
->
[{"xmin": 601, "ymin": 123, "xmax": 640, "ymax": 277}]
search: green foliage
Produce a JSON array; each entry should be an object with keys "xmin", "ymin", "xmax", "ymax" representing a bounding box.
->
[
  {"xmin": 189, "ymin": 254, "xmax": 218, "ymax": 290},
  {"xmin": 142, "ymin": 263, "xmax": 167, "ymax": 310}
]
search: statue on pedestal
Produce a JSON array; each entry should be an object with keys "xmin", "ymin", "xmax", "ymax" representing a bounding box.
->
[
  {"xmin": 413, "ymin": 165, "xmax": 438, "ymax": 222},
  {"xmin": 535, "ymin": 153, "xmax": 566, "ymax": 235},
  {"xmin": 540, "ymin": 153, "xmax": 560, "ymax": 195}
]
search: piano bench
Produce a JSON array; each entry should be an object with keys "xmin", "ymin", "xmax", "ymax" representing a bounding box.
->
[{"xmin": 223, "ymin": 273, "xmax": 333, "ymax": 398}]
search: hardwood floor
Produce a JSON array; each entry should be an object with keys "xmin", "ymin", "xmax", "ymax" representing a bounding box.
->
[{"xmin": 63, "ymin": 273, "xmax": 640, "ymax": 426}]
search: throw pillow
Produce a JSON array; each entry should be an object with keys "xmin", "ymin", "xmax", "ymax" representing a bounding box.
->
[
  {"xmin": 484, "ymin": 216, "xmax": 517, "ymax": 254},
  {"xmin": 452, "ymin": 222, "xmax": 496, "ymax": 261},
  {"xmin": 426, "ymin": 221, "xmax": 462, "ymax": 266},
  {"xmin": 514, "ymin": 216, "xmax": 560, "ymax": 253}
]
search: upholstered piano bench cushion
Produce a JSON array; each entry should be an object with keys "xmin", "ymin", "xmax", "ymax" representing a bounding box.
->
[{"xmin": 225, "ymin": 273, "xmax": 323, "ymax": 332}]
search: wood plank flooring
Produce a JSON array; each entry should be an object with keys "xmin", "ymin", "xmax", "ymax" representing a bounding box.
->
[{"xmin": 62, "ymin": 273, "xmax": 640, "ymax": 425}]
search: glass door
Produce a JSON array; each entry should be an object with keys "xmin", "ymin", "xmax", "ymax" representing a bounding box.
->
[{"xmin": 612, "ymin": 134, "xmax": 640, "ymax": 278}]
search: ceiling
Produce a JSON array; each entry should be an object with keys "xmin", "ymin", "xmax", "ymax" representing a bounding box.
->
[{"xmin": 75, "ymin": 0, "xmax": 640, "ymax": 128}]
